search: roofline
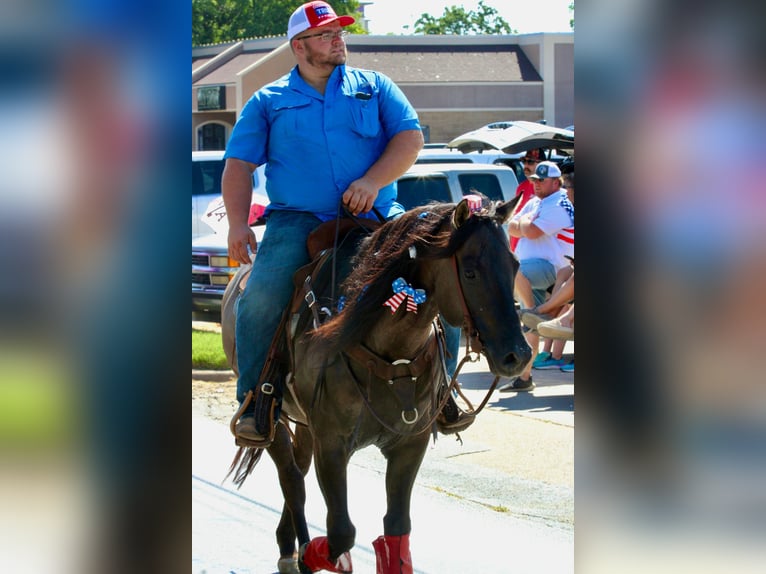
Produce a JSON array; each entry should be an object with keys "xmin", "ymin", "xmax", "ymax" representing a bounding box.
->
[
  {"xmin": 192, "ymin": 32, "xmax": 573, "ymax": 58},
  {"xmin": 192, "ymin": 41, "xmax": 244, "ymax": 83}
]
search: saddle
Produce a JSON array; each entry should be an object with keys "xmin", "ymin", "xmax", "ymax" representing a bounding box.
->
[{"xmin": 231, "ymin": 217, "xmax": 381, "ymax": 448}]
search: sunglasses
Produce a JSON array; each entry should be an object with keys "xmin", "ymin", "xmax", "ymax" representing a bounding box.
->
[
  {"xmin": 296, "ymin": 30, "xmax": 348, "ymax": 42},
  {"xmin": 522, "ymin": 158, "xmax": 540, "ymax": 165}
]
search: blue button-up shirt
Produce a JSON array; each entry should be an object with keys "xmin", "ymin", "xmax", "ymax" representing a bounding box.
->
[{"xmin": 224, "ymin": 64, "xmax": 421, "ymax": 221}]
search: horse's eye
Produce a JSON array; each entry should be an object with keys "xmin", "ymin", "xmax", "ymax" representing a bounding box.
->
[{"xmin": 464, "ymin": 270, "xmax": 476, "ymax": 279}]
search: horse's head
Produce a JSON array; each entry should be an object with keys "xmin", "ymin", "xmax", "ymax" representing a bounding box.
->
[
  {"xmin": 313, "ymin": 198, "xmax": 531, "ymax": 377},
  {"xmin": 435, "ymin": 196, "xmax": 532, "ymax": 378}
]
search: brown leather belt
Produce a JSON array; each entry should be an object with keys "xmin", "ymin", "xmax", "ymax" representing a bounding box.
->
[{"xmin": 344, "ymin": 334, "xmax": 436, "ymax": 383}]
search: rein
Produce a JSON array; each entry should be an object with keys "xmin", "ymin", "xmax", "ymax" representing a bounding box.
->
[
  {"xmin": 450, "ymin": 254, "xmax": 483, "ymax": 354},
  {"xmin": 447, "ymin": 252, "xmax": 504, "ymax": 416}
]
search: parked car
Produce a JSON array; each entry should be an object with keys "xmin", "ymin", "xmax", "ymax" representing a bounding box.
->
[
  {"xmin": 191, "ymin": 163, "xmax": 519, "ymax": 322},
  {"xmin": 192, "ymin": 223, "xmax": 266, "ymax": 322},
  {"xmin": 192, "ymin": 150, "xmax": 267, "ymax": 238}
]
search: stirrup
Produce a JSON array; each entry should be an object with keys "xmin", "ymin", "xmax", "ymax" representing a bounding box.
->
[
  {"xmin": 230, "ymin": 388, "xmax": 279, "ymax": 448},
  {"xmin": 436, "ymin": 410, "xmax": 475, "ymax": 434},
  {"xmin": 436, "ymin": 394, "xmax": 475, "ymax": 434}
]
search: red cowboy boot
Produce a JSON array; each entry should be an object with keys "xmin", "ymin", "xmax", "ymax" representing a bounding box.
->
[
  {"xmin": 372, "ymin": 534, "xmax": 413, "ymax": 574},
  {"xmin": 300, "ymin": 536, "xmax": 353, "ymax": 573}
]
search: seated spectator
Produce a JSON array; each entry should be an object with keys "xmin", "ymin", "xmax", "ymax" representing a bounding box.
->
[
  {"xmin": 538, "ymin": 305, "xmax": 574, "ymax": 341},
  {"xmin": 523, "ymin": 166, "xmax": 575, "ymax": 373},
  {"xmin": 500, "ymin": 161, "xmax": 574, "ymax": 392},
  {"xmin": 521, "ymin": 268, "xmax": 574, "ymax": 370},
  {"xmin": 509, "ymin": 148, "xmax": 546, "ymax": 252}
]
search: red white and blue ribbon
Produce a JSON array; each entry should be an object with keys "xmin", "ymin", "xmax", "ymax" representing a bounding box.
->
[
  {"xmin": 383, "ymin": 278, "xmax": 427, "ymax": 314},
  {"xmin": 464, "ymin": 194, "xmax": 483, "ymax": 214}
]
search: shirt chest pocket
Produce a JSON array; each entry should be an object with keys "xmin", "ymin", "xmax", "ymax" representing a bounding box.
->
[
  {"xmin": 347, "ymin": 94, "xmax": 381, "ymax": 138},
  {"xmin": 270, "ymin": 95, "xmax": 314, "ymax": 138}
]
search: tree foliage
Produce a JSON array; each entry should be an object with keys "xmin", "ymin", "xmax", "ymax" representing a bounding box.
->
[
  {"xmin": 192, "ymin": 0, "xmax": 364, "ymax": 46},
  {"xmin": 569, "ymin": 2, "xmax": 574, "ymax": 30},
  {"xmin": 413, "ymin": 1, "xmax": 513, "ymax": 35}
]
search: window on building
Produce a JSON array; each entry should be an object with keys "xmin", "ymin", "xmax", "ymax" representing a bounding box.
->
[{"xmin": 197, "ymin": 123, "xmax": 226, "ymax": 151}]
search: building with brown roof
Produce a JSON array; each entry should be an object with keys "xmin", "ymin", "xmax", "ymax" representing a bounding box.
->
[{"xmin": 192, "ymin": 33, "xmax": 573, "ymax": 150}]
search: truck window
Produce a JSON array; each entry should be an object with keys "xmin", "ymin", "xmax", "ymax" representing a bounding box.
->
[
  {"xmin": 396, "ymin": 175, "xmax": 452, "ymax": 210},
  {"xmin": 415, "ymin": 158, "xmax": 473, "ymax": 165},
  {"xmin": 192, "ymin": 159, "xmax": 225, "ymax": 197},
  {"xmin": 457, "ymin": 174, "xmax": 505, "ymax": 202}
]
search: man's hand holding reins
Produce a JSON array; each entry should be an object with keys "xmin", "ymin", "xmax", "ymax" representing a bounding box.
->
[{"xmin": 343, "ymin": 176, "xmax": 379, "ymax": 216}]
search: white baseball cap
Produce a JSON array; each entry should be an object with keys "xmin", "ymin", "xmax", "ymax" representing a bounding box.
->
[
  {"xmin": 287, "ymin": 1, "xmax": 355, "ymax": 40},
  {"xmin": 528, "ymin": 161, "xmax": 562, "ymax": 180}
]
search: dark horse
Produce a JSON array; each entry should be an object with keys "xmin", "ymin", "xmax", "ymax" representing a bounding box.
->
[{"xmin": 221, "ymin": 196, "xmax": 531, "ymax": 573}]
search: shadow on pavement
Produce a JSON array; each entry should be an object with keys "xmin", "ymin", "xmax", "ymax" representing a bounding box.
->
[
  {"xmin": 456, "ymin": 360, "xmax": 574, "ymax": 417},
  {"xmin": 491, "ymin": 391, "xmax": 574, "ymax": 415}
]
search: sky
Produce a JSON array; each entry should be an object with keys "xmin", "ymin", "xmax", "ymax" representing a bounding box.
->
[{"xmin": 362, "ymin": 0, "xmax": 573, "ymax": 35}]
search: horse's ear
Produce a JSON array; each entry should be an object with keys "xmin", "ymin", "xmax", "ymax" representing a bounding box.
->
[
  {"xmin": 494, "ymin": 193, "xmax": 524, "ymax": 224},
  {"xmin": 452, "ymin": 199, "xmax": 472, "ymax": 229}
]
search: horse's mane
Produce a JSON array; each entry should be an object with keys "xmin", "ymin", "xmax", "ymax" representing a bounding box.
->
[{"xmin": 313, "ymin": 201, "xmax": 493, "ymax": 354}]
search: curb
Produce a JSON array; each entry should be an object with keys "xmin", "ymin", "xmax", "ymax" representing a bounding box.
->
[{"xmin": 192, "ymin": 369, "xmax": 235, "ymax": 382}]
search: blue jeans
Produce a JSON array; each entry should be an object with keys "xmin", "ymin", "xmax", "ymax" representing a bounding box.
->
[
  {"xmin": 519, "ymin": 258, "xmax": 557, "ymax": 307},
  {"xmin": 235, "ymin": 211, "xmax": 321, "ymax": 408},
  {"xmin": 442, "ymin": 320, "xmax": 461, "ymax": 378}
]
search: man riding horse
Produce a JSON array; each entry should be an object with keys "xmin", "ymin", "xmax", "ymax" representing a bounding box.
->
[{"xmin": 222, "ymin": 2, "xmax": 471, "ymax": 454}]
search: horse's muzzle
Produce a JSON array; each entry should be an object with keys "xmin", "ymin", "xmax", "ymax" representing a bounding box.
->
[{"xmin": 486, "ymin": 340, "xmax": 532, "ymax": 378}]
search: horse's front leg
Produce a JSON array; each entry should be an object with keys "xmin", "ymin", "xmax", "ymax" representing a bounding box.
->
[
  {"xmin": 267, "ymin": 423, "xmax": 314, "ymax": 573},
  {"xmin": 299, "ymin": 438, "xmax": 354, "ymax": 573},
  {"xmin": 373, "ymin": 435, "xmax": 429, "ymax": 574}
]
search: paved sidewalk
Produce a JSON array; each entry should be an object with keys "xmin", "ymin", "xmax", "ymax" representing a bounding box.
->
[{"xmin": 193, "ymin": 331, "xmax": 574, "ymax": 573}]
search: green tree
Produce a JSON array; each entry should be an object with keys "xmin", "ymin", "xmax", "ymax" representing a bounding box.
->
[
  {"xmin": 569, "ymin": 2, "xmax": 574, "ymax": 30},
  {"xmin": 192, "ymin": 0, "xmax": 364, "ymax": 46},
  {"xmin": 414, "ymin": 1, "xmax": 513, "ymax": 35}
]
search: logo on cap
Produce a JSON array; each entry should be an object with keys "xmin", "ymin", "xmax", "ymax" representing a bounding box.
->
[
  {"xmin": 530, "ymin": 161, "xmax": 562, "ymax": 179},
  {"xmin": 313, "ymin": 5, "xmax": 330, "ymax": 18}
]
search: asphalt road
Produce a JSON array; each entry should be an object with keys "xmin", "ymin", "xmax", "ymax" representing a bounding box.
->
[{"xmin": 192, "ymin": 342, "xmax": 574, "ymax": 574}]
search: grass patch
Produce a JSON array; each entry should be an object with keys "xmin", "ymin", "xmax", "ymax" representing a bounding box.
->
[{"xmin": 192, "ymin": 329, "xmax": 229, "ymax": 370}]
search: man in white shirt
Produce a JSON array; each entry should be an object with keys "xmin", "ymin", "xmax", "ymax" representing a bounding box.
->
[{"xmin": 501, "ymin": 161, "xmax": 574, "ymax": 391}]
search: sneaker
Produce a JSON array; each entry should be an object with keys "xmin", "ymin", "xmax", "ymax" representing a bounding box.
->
[
  {"xmin": 560, "ymin": 361, "xmax": 574, "ymax": 373},
  {"xmin": 533, "ymin": 356, "xmax": 569, "ymax": 370},
  {"xmin": 498, "ymin": 376, "xmax": 535, "ymax": 392},
  {"xmin": 537, "ymin": 317, "xmax": 574, "ymax": 340},
  {"xmin": 520, "ymin": 309, "xmax": 554, "ymax": 331},
  {"xmin": 531, "ymin": 351, "xmax": 552, "ymax": 368}
]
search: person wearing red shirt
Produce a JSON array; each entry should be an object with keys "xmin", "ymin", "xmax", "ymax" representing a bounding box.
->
[{"xmin": 510, "ymin": 148, "xmax": 546, "ymax": 252}]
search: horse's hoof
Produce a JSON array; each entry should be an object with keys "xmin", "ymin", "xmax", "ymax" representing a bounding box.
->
[{"xmin": 277, "ymin": 556, "xmax": 300, "ymax": 574}]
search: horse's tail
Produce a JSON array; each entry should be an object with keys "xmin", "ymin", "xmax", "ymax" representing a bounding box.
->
[{"xmin": 224, "ymin": 446, "xmax": 264, "ymax": 489}]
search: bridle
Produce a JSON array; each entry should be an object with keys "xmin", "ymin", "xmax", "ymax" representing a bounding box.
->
[{"xmin": 342, "ymin": 215, "xmax": 505, "ymax": 436}]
